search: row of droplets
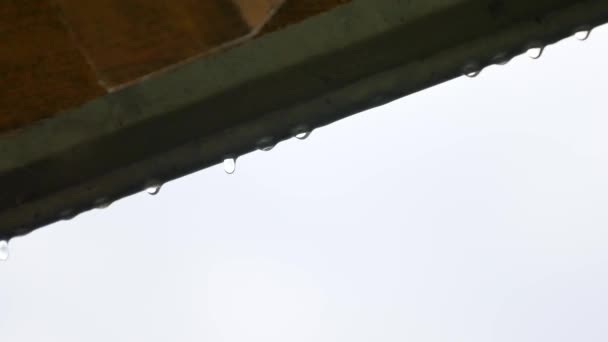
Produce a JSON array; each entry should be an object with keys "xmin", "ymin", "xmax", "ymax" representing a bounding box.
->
[
  {"xmin": 464, "ymin": 28, "xmax": 591, "ymax": 78},
  {"xmin": 132, "ymin": 30, "xmax": 596, "ymax": 193},
  {"xmin": 0, "ymin": 129, "xmax": 313, "ymax": 262},
  {"xmin": 1, "ymin": 30, "xmax": 593, "ymax": 262},
  {"xmin": 3, "ymin": 29, "xmax": 592, "ymax": 259},
  {"xmin": 2, "ymin": 29, "xmax": 592, "ymax": 263},
  {"xmin": 224, "ymin": 128, "xmax": 311, "ymax": 175},
  {"xmin": 145, "ymin": 128, "xmax": 312, "ymax": 195}
]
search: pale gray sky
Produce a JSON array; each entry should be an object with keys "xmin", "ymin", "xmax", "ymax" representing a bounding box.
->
[{"xmin": 2, "ymin": 24, "xmax": 608, "ymax": 342}]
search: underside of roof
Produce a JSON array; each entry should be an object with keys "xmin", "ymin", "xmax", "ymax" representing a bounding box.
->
[
  {"xmin": 1, "ymin": 0, "xmax": 348, "ymax": 133},
  {"xmin": 1, "ymin": 0, "xmax": 607, "ymax": 239}
]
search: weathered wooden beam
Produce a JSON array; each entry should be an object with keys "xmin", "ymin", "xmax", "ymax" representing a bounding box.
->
[{"xmin": 1, "ymin": 0, "xmax": 607, "ymax": 239}]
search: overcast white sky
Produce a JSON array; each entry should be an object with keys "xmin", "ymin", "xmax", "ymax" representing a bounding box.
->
[{"xmin": 2, "ymin": 24, "xmax": 608, "ymax": 342}]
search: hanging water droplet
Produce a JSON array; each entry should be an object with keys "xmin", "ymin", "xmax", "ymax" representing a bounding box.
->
[
  {"xmin": 492, "ymin": 53, "xmax": 510, "ymax": 65},
  {"xmin": 527, "ymin": 46, "xmax": 544, "ymax": 59},
  {"xmin": 292, "ymin": 126, "xmax": 312, "ymax": 140},
  {"xmin": 0, "ymin": 240, "xmax": 9, "ymax": 261},
  {"xmin": 574, "ymin": 29, "xmax": 591, "ymax": 41},
  {"xmin": 60, "ymin": 209, "xmax": 76, "ymax": 221},
  {"xmin": 94, "ymin": 198, "xmax": 112, "ymax": 209},
  {"xmin": 463, "ymin": 64, "xmax": 481, "ymax": 78},
  {"xmin": 257, "ymin": 137, "xmax": 275, "ymax": 151},
  {"xmin": 296, "ymin": 131, "xmax": 311, "ymax": 140},
  {"xmin": 224, "ymin": 158, "xmax": 236, "ymax": 174},
  {"xmin": 146, "ymin": 184, "xmax": 162, "ymax": 195}
]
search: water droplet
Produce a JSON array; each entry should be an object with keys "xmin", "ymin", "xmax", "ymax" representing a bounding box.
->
[
  {"xmin": 146, "ymin": 185, "xmax": 162, "ymax": 195},
  {"xmin": 94, "ymin": 198, "xmax": 112, "ymax": 209},
  {"xmin": 224, "ymin": 158, "xmax": 236, "ymax": 174},
  {"xmin": 574, "ymin": 29, "xmax": 591, "ymax": 41},
  {"xmin": 465, "ymin": 70, "xmax": 480, "ymax": 78},
  {"xmin": 292, "ymin": 126, "xmax": 312, "ymax": 140},
  {"xmin": 492, "ymin": 53, "xmax": 510, "ymax": 65},
  {"xmin": 60, "ymin": 209, "xmax": 76, "ymax": 221},
  {"xmin": 0, "ymin": 240, "xmax": 9, "ymax": 261},
  {"xmin": 257, "ymin": 137, "xmax": 275, "ymax": 151},
  {"xmin": 527, "ymin": 46, "xmax": 544, "ymax": 59},
  {"xmin": 463, "ymin": 64, "xmax": 481, "ymax": 78},
  {"xmin": 296, "ymin": 131, "xmax": 311, "ymax": 140}
]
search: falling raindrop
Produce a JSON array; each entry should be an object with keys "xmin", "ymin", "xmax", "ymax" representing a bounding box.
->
[
  {"xmin": 574, "ymin": 29, "xmax": 591, "ymax": 41},
  {"xmin": 224, "ymin": 158, "xmax": 236, "ymax": 174},
  {"xmin": 527, "ymin": 46, "xmax": 544, "ymax": 59},
  {"xmin": 257, "ymin": 137, "xmax": 275, "ymax": 151},
  {"xmin": 463, "ymin": 64, "xmax": 481, "ymax": 78},
  {"xmin": 0, "ymin": 240, "xmax": 9, "ymax": 261},
  {"xmin": 146, "ymin": 185, "xmax": 162, "ymax": 195},
  {"xmin": 295, "ymin": 131, "xmax": 311, "ymax": 140}
]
